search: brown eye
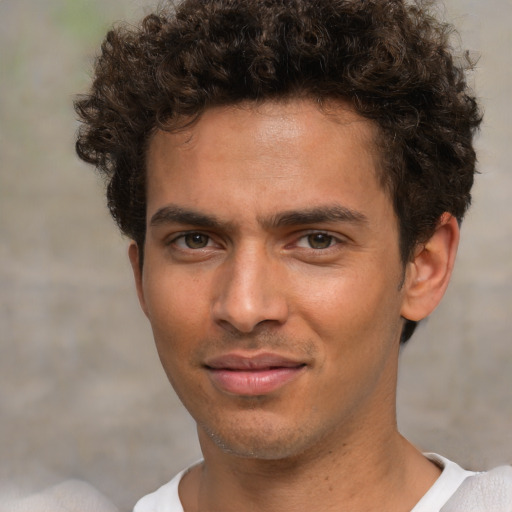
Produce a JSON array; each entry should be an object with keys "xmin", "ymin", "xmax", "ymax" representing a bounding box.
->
[
  {"xmin": 307, "ymin": 233, "xmax": 333, "ymax": 249},
  {"xmin": 184, "ymin": 233, "xmax": 210, "ymax": 249}
]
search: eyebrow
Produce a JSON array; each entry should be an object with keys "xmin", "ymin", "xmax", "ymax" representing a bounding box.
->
[
  {"xmin": 263, "ymin": 205, "xmax": 368, "ymax": 229},
  {"xmin": 150, "ymin": 205, "xmax": 229, "ymax": 230},
  {"xmin": 150, "ymin": 203, "xmax": 368, "ymax": 231}
]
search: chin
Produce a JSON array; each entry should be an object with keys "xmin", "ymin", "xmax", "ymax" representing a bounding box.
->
[{"xmin": 198, "ymin": 415, "xmax": 325, "ymax": 461}]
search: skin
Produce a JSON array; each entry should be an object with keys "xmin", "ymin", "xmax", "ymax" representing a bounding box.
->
[{"xmin": 129, "ymin": 98, "xmax": 459, "ymax": 511}]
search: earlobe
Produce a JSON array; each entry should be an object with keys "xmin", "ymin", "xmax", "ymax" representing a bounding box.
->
[
  {"xmin": 401, "ymin": 213, "xmax": 460, "ymax": 322},
  {"xmin": 128, "ymin": 241, "xmax": 149, "ymax": 317}
]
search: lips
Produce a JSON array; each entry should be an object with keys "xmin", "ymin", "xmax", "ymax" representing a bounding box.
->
[{"xmin": 204, "ymin": 353, "xmax": 307, "ymax": 396}]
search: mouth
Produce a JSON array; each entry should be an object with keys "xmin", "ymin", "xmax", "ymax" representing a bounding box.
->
[{"xmin": 204, "ymin": 353, "xmax": 307, "ymax": 396}]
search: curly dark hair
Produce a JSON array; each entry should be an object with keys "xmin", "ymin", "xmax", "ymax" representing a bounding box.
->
[{"xmin": 75, "ymin": 0, "xmax": 482, "ymax": 343}]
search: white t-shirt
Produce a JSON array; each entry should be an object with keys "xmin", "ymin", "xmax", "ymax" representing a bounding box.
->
[
  {"xmin": 133, "ymin": 454, "xmax": 508, "ymax": 512},
  {"xmin": 411, "ymin": 453, "xmax": 476, "ymax": 511}
]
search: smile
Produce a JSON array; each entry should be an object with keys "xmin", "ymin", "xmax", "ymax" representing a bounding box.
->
[{"xmin": 204, "ymin": 353, "xmax": 307, "ymax": 396}]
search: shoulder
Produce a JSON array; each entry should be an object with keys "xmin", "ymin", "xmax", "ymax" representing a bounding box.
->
[
  {"xmin": 133, "ymin": 474, "xmax": 182, "ymax": 512},
  {"xmin": 133, "ymin": 462, "xmax": 202, "ymax": 512},
  {"xmin": 441, "ymin": 465, "xmax": 512, "ymax": 512}
]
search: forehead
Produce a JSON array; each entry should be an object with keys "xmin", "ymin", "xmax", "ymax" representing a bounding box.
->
[
  {"xmin": 149, "ymin": 99, "xmax": 380, "ymax": 162},
  {"xmin": 145, "ymin": 99, "xmax": 390, "ymax": 224}
]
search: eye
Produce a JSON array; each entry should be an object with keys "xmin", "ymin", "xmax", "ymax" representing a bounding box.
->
[
  {"xmin": 296, "ymin": 233, "xmax": 336, "ymax": 249},
  {"xmin": 175, "ymin": 232, "xmax": 212, "ymax": 249}
]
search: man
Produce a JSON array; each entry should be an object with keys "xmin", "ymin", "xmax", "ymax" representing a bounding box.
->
[{"xmin": 75, "ymin": 0, "xmax": 512, "ymax": 510}]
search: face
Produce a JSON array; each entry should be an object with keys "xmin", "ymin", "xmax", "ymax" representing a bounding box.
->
[{"xmin": 132, "ymin": 99, "xmax": 410, "ymax": 461}]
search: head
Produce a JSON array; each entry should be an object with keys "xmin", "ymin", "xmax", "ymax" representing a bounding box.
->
[{"xmin": 75, "ymin": 0, "xmax": 481, "ymax": 340}]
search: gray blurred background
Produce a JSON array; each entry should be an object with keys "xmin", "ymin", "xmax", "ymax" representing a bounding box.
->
[{"xmin": 1, "ymin": 0, "xmax": 511, "ymax": 510}]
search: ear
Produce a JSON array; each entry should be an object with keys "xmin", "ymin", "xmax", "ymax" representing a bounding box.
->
[
  {"xmin": 128, "ymin": 241, "xmax": 149, "ymax": 317},
  {"xmin": 401, "ymin": 213, "xmax": 460, "ymax": 322}
]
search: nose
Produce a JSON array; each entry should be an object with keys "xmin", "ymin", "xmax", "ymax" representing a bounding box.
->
[{"xmin": 211, "ymin": 246, "xmax": 289, "ymax": 334}]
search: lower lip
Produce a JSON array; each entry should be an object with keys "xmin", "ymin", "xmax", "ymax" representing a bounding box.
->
[{"xmin": 207, "ymin": 366, "xmax": 306, "ymax": 396}]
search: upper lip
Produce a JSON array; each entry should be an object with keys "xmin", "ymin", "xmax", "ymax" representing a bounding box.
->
[{"xmin": 204, "ymin": 352, "xmax": 306, "ymax": 370}]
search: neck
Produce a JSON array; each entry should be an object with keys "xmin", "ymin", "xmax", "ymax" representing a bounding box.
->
[{"xmin": 180, "ymin": 420, "xmax": 440, "ymax": 512}]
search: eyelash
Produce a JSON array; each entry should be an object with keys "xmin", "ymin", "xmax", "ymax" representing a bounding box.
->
[
  {"xmin": 168, "ymin": 230, "xmax": 344, "ymax": 252},
  {"xmin": 294, "ymin": 232, "xmax": 342, "ymax": 250},
  {"xmin": 169, "ymin": 232, "xmax": 218, "ymax": 250}
]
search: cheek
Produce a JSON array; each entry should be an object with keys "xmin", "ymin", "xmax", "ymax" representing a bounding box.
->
[
  {"xmin": 143, "ymin": 269, "xmax": 211, "ymax": 356},
  {"xmin": 142, "ymin": 273, "xmax": 212, "ymax": 404},
  {"xmin": 293, "ymin": 263, "xmax": 404, "ymax": 351},
  {"xmin": 144, "ymin": 261, "xmax": 210, "ymax": 316}
]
